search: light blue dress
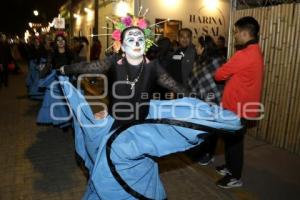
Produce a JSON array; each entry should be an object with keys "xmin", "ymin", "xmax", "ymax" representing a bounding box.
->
[
  {"xmin": 26, "ymin": 59, "xmax": 45, "ymax": 99},
  {"xmin": 36, "ymin": 71, "xmax": 71, "ymax": 127},
  {"xmin": 59, "ymin": 76, "xmax": 242, "ymax": 200}
]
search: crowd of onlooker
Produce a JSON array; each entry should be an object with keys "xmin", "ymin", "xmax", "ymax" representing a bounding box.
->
[
  {"xmin": 0, "ymin": 32, "xmax": 102, "ymax": 88},
  {"xmin": 144, "ymin": 16, "xmax": 263, "ymax": 189}
]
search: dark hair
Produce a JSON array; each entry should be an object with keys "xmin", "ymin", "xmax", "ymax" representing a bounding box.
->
[
  {"xmin": 54, "ymin": 35, "xmax": 68, "ymax": 51},
  {"xmin": 54, "ymin": 34, "xmax": 71, "ymax": 53},
  {"xmin": 178, "ymin": 28, "xmax": 193, "ymax": 38},
  {"xmin": 197, "ymin": 35, "xmax": 221, "ymax": 63},
  {"xmin": 72, "ymin": 37, "xmax": 80, "ymax": 42},
  {"xmin": 235, "ymin": 16, "xmax": 260, "ymax": 38},
  {"xmin": 55, "ymin": 34, "xmax": 67, "ymax": 43},
  {"xmin": 79, "ymin": 36, "xmax": 89, "ymax": 45},
  {"xmin": 120, "ymin": 26, "xmax": 144, "ymax": 44},
  {"xmin": 156, "ymin": 37, "xmax": 172, "ymax": 58},
  {"xmin": 218, "ymin": 36, "xmax": 225, "ymax": 42},
  {"xmin": 92, "ymin": 37, "xmax": 100, "ymax": 43}
]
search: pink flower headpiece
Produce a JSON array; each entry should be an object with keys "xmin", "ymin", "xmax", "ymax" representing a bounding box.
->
[{"xmin": 107, "ymin": 12, "xmax": 154, "ymax": 52}]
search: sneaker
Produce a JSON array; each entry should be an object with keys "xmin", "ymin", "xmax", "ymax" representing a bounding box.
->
[
  {"xmin": 217, "ymin": 175, "xmax": 243, "ymax": 189},
  {"xmin": 216, "ymin": 165, "xmax": 231, "ymax": 176},
  {"xmin": 198, "ymin": 154, "xmax": 215, "ymax": 165}
]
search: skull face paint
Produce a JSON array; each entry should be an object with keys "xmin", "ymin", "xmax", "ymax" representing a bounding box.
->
[{"xmin": 121, "ymin": 28, "xmax": 145, "ymax": 59}]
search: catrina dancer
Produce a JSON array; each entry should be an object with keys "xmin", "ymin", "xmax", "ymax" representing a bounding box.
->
[{"xmin": 58, "ymin": 13, "xmax": 242, "ymax": 200}]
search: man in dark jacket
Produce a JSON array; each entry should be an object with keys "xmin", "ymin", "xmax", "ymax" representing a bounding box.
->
[{"xmin": 166, "ymin": 28, "xmax": 196, "ymax": 89}]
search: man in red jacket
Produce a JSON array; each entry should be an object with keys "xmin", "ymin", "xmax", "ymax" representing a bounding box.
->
[{"xmin": 214, "ymin": 16, "xmax": 264, "ymax": 188}]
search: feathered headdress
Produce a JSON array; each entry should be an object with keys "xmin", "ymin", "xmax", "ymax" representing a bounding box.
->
[
  {"xmin": 90, "ymin": 7, "xmax": 170, "ymax": 53},
  {"xmin": 107, "ymin": 12, "xmax": 154, "ymax": 52}
]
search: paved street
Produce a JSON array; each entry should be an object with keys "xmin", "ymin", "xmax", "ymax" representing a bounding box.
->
[{"xmin": 0, "ymin": 72, "xmax": 299, "ymax": 200}]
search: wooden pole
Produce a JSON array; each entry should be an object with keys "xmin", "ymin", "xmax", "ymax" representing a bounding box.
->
[
  {"xmin": 292, "ymin": 3, "xmax": 300, "ymax": 154},
  {"xmin": 258, "ymin": 8, "xmax": 268, "ymax": 139},
  {"xmin": 270, "ymin": 4, "xmax": 284, "ymax": 146},
  {"xmin": 227, "ymin": 0, "xmax": 237, "ymax": 59},
  {"xmin": 258, "ymin": 6, "xmax": 272, "ymax": 140},
  {"xmin": 278, "ymin": 3, "xmax": 294, "ymax": 149},
  {"xmin": 260, "ymin": 6, "xmax": 272, "ymax": 140},
  {"xmin": 93, "ymin": 0, "xmax": 99, "ymax": 36},
  {"xmin": 284, "ymin": 3, "xmax": 297, "ymax": 150},
  {"xmin": 276, "ymin": 4, "xmax": 292, "ymax": 147},
  {"xmin": 249, "ymin": 7, "xmax": 260, "ymax": 137},
  {"xmin": 262, "ymin": 5, "xmax": 277, "ymax": 142},
  {"xmin": 268, "ymin": 4, "xmax": 281, "ymax": 144},
  {"xmin": 257, "ymin": 7, "xmax": 269, "ymax": 139},
  {"xmin": 272, "ymin": 4, "xmax": 285, "ymax": 146}
]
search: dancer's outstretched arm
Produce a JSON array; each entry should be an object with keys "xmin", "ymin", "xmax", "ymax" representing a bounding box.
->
[{"xmin": 59, "ymin": 56, "xmax": 113, "ymax": 75}]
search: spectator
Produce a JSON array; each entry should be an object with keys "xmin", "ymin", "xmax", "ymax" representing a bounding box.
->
[
  {"xmin": 187, "ymin": 35, "xmax": 226, "ymax": 166},
  {"xmin": 188, "ymin": 35, "xmax": 225, "ymax": 103},
  {"xmin": 90, "ymin": 37, "xmax": 102, "ymax": 61},
  {"xmin": 18, "ymin": 38, "xmax": 30, "ymax": 62},
  {"xmin": 153, "ymin": 37, "xmax": 175, "ymax": 99},
  {"xmin": 43, "ymin": 34, "xmax": 54, "ymax": 55},
  {"xmin": 214, "ymin": 16, "xmax": 264, "ymax": 189},
  {"xmin": 78, "ymin": 36, "xmax": 89, "ymax": 61},
  {"xmin": 168, "ymin": 28, "xmax": 196, "ymax": 87},
  {"xmin": 156, "ymin": 37, "xmax": 174, "ymax": 67},
  {"xmin": 0, "ymin": 33, "xmax": 12, "ymax": 87},
  {"xmin": 28, "ymin": 36, "xmax": 47, "ymax": 63},
  {"xmin": 217, "ymin": 36, "xmax": 228, "ymax": 58}
]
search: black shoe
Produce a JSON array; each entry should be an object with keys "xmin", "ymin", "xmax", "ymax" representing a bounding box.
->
[
  {"xmin": 216, "ymin": 175, "xmax": 243, "ymax": 189},
  {"xmin": 198, "ymin": 153, "xmax": 215, "ymax": 165},
  {"xmin": 215, "ymin": 165, "xmax": 231, "ymax": 176}
]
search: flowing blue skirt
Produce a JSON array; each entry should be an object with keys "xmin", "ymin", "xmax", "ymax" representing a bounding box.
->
[
  {"xmin": 36, "ymin": 71, "xmax": 71, "ymax": 127},
  {"xmin": 26, "ymin": 59, "xmax": 44, "ymax": 99},
  {"xmin": 59, "ymin": 76, "xmax": 242, "ymax": 200}
]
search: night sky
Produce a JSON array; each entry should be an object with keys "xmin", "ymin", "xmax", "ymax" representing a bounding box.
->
[{"xmin": 0, "ymin": 0, "xmax": 67, "ymax": 36}]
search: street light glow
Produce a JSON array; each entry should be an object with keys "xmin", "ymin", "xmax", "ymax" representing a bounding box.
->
[
  {"xmin": 84, "ymin": 7, "xmax": 94, "ymax": 22},
  {"xmin": 204, "ymin": 0, "xmax": 218, "ymax": 10},
  {"xmin": 84, "ymin": 8, "xmax": 93, "ymax": 13},
  {"xmin": 115, "ymin": 1, "xmax": 130, "ymax": 17},
  {"xmin": 33, "ymin": 10, "xmax": 39, "ymax": 16}
]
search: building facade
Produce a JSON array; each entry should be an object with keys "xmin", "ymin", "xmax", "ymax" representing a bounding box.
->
[{"xmin": 60, "ymin": 0, "xmax": 230, "ymax": 58}]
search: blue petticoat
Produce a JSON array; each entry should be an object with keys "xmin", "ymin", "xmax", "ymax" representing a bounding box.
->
[
  {"xmin": 26, "ymin": 59, "xmax": 45, "ymax": 99},
  {"xmin": 36, "ymin": 71, "xmax": 71, "ymax": 127}
]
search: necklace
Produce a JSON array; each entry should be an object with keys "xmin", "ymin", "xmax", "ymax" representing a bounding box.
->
[{"xmin": 125, "ymin": 58, "xmax": 144, "ymax": 90}]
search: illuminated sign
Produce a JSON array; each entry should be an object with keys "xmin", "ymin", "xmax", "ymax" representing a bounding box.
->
[
  {"xmin": 53, "ymin": 17, "xmax": 65, "ymax": 29},
  {"xmin": 189, "ymin": 6, "xmax": 226, "ymax": 38}
]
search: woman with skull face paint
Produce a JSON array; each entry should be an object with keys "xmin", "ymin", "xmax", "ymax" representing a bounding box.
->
[
  {"xmin": 60, "ymin": 26, "xmax": 188, "ymax": 129},
  {"xmin": 57, "ymin": 16, "xmax": 242, "ymax": 200}
]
